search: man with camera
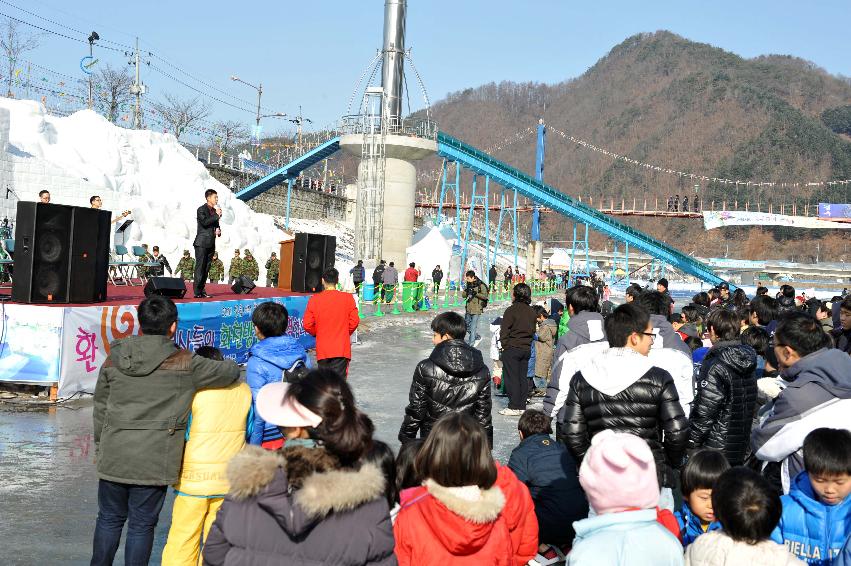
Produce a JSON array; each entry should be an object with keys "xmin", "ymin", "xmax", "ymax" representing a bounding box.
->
[{"xmin": 464, "ymin": 270, "xmax": 490, "ymax": 347}]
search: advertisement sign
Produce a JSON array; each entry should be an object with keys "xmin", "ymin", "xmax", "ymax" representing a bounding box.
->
[
  {"xmin": 818, "ymin": 203, "xmax": 851, "ymax": 219},
  {"xmin": 58, "ymin": 295, "xmax": 313, "ymax": 396},
  {"xmin": 703, "ymin": 211, "xmax": 851, "ymax": 230},
  {"xmin": 0, "ymin": 304, "xmax": 63, "ymax": 384}
]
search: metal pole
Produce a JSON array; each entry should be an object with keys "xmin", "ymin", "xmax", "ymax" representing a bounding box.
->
[
  {"xmin": 256, "ymin": 83, "xmax": 262, "ymax": 128},
  {"xmin": 88, "ymin": 40, "xmax": 94, "ymax": 109},
  {"xmin": 133, "ymin": 37, "xmax": 142, "ymax": 129},
  {"xmin": 437, "ymin": 159, "xmax": 448, "ymax": 225},
  {"xmin": 285, "ymin": 178, "xmax": 293, "ymax": 230}
]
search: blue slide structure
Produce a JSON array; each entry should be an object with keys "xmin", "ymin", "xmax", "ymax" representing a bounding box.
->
[{"xmin": 233, "ymin": 130, "xmax": 727, "ymax": 287}]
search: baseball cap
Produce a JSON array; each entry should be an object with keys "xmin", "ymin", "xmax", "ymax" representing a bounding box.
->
[{"xmin": 256, "ymin": 382, "xmax": 322, "ymax": 428}]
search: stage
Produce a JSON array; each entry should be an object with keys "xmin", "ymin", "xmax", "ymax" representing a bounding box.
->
[{"xmin": 0, "ymin": 283, "xmax": 316, "ymax": 396}]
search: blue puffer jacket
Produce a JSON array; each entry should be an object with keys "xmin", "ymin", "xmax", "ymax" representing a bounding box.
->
[
  {"xmin": 771, "ymin": 471, "xmax": 851, "ymax": 565},
  {"xmin": 674, "ymin": 502, "xmax": 721, "ymax": 546},
  {"xmin": 834, "ymin": 534, "xmax": 851, "ymax": 566},
  {"xmin": 246, "ymin": 335, "xmax": 311, "ymax": 445}
]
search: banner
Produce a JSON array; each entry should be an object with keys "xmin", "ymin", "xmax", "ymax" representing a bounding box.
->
[
  {"xmin": 59, "ymin": 295, "xmax": 313, "ymax": 396},
  {"xmin": 703, "ymin": 211, "xmax": 851, "ymax": 230},
  {"xmin": 0, "ymin": 304, "xmax": 63, "ymax": 384},
  {"xmin": 818, "ymin": 203, "xmax": 851, "ymax": 219}
]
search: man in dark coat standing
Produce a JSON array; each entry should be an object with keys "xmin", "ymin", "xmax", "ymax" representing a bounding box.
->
[{"xmin": 193, "ymin": 189, "xmax": 221, "ymax": 298}]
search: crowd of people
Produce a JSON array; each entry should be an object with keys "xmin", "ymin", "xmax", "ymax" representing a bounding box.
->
[
  {"xmin": 131, "ymin": 245, "xmax": 280, "ymax": 287},
  {"xmin": 88, "ymin": 268, "xmax": 851, "ymax": 565}
]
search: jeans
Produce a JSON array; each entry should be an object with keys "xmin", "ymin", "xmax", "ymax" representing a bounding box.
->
[
  {"xmin": 464, "ymin": 313, "xmax": 481, "ymax": 345},
  {"xmin": 91, "ymin": 479, "xmax": 167, "ymax": 566}
]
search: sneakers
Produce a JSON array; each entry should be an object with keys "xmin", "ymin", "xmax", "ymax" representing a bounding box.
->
[
  {"xmin": 499, "ymin": 407, "xmax": 524, "ymax": 417},
  {"xmin": 528, "ymin": 544, "xmax": 566, "ymax": 566}
]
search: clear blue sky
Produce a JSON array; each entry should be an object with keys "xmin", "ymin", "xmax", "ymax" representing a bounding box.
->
[{"xmin": 10, "ymin": 0, "xmax": 851, "ymax": 137}]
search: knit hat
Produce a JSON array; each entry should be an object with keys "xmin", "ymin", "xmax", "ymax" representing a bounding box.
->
[{"xmin": 579, "ymin": 430, "xmax": 659, "ymax": 514}]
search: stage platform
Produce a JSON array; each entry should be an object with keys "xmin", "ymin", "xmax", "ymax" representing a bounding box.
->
[{"xmin": 0, "ymin": 283, "xmax": 316, "ymax": 396}]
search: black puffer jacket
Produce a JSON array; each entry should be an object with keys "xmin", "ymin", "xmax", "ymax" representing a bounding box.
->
[
  {"xmin": 398, "ymin": 339, "xmax": 492, "ymax": 445},
  {"xmin": 561, "ymin": 348, "xmax": 689, "ymax": 487},
  {"xmin": 687, "ymin": 341, "xmax": 757, "ymax": 465},
  {"xmin": 777, "ymin": 295, "xmax": 797, "ymax": 314}
]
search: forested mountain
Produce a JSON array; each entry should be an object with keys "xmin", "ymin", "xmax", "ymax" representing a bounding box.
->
[{"xmin": 417, "ymin": 31, "xmax": 851, "ymax": 262}]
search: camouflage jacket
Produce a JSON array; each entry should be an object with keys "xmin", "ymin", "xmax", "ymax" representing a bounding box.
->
[
  {"xmin": 265, "ymin": 257, "xmax": 279, "ymax": 278},
  {"xmin": 242, "ymin": 257, "xmax": 259, "ymax": 281},
  {"xmin": 175, "ymin": 257, "xmax": 195, "ymax": 279},
  {"xmin": 208, "ymin": 259, "xmax": 225, "ymax": 282},
  {"xmin": 228, "ymin": 257, "xmax": 243, "ymax": 278}
]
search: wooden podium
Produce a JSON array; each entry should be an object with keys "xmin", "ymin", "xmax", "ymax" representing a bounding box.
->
[{"xmin": 277, "ymin": 240, "xmax": 294, "ymax": 291}]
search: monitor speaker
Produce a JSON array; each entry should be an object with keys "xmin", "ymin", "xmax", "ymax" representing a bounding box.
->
[
  {"xmin": 231, "ymin": 275, "xmax": 256, "ymax": 295},
  {"xmin": 12, "ymin": 202, "xmax": 111, "ymax": 304},
  {"xmin": 291, "ymin": 233, "xmax": 336, "ymax": 293},
  {"xmin": 144, "ymin": 277, "xmax": 187, "ymax": 298}
]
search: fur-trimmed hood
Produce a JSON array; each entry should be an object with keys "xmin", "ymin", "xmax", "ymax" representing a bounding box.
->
[{"xmin": 226, "ymin": 444, "xmax": 386, "ymax": 537}]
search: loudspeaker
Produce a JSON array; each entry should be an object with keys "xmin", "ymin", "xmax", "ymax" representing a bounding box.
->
[
  {"xmin": 12, "ymin": 202, "xmax": 111, "ymax": 304},
  {"xmin": 144, "ymin": 277, "xmax": 187, "ymax": 298},
  {"xmin": 291, "ymin": 233, "xmax": 336, "ymax": 293},
  {"xmin": 231, "ymin": 275, "xmax": 255, "ymax": 295}
]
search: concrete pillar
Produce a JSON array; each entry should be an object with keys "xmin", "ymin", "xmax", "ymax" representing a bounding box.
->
[{"xmin": 381, "ymin": 157, "xmax": 415, "ymax": 266}]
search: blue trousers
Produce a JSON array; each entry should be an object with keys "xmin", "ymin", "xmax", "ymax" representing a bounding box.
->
[
  {"xmin": 465, "ymin": 313, "xmax": 481, "ymax": 345},
  {"xmin": 91, "ymin": 479, "xmax": 167, "ymax": 566}
]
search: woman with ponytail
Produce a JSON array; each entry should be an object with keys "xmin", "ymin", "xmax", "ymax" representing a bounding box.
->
[{"xmin": 203, "ymin": 369, "xmax": 396, "ymax": 565}]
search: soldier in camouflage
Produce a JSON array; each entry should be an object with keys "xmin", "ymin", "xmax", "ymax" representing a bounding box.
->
[
  {"xmin": 265, "ymin": 252, "xmax": 279, "ymax": 287},
  {"xmin": 208, "ymin": 251, "xmax": 225, "ymax": 284},
  {"xmin": 175, "ymin": 250, "xmax": 195, "ymax": 280},
  {"xmin": 242, "ymin": 249, "xmax": 259, "ymax": 282},
  {"xmin": 136, "ymin": 244, "xmax": 154, "ymax": 279},
  {"xmin": 228, "ymin": 249, "xmax": 242, "ymax": 284}
]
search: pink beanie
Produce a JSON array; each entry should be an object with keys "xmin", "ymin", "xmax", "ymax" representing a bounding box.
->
[{"xmin": 579, "ymin": 430, "xmax": 660, "ymax": 514}]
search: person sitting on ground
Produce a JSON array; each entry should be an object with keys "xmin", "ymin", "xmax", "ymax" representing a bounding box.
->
[
  {"xmin": 203, "ymin": 370, "xmax": 396, "ymax": 565},
  {"xmin": 393, "ymin": 412, "xmax": 538, "ymax": 566},
  {"xmin": 751, "ymin": 312, "xmax": 851, "ymax": 494},
  {"xmin": 562, "ymin": 303, "xmax": 688, "ymax": 508},
  {"xmin": 684, "ymin": 467, "xmax": 804, "ymax": 565},
  {"xmin": 161, "ymin": 346, "xmax": 252, "ymax": 566},
  {"xmin": 637, "ymin": 291, "xmax": 696, "ymax": 416},
  {"xmin": 567, "ymin": 430, "xmax": 684, "ymax": 566},
  {"xmin": 246, "ymin": 301, "xmax": 311, "ymax": 449},
  {"xmin": 303, "ymin": 268, "xmax": 360, "ymax": 378},
  {"xmin": 543, "ymin": 285, "xmax": 608, "ymax": 428},
  {"xmin": 91, "ymin": 296, "xmax": 240, "ymax": 566},
  {"xmin": 771, "ymin": 427, "xmax": 851, "ymax": 564},
  {"xmin": 688, "ymin": 309, "xmax": 757, "ymax": 466},
  {"xmin": 533, "ymin": 305, "xmax": 557, "ymax": 393},
  {"xmin": 509, "ymin": 409, "xmax": 588, "ymax": 563},
  {"xmin": 674, "ymin": 449, "xmax": 730, "ymax": 546},
  {"xmin": 398, "ymin": 311, "xmax": 492, "ymax": 445},
  {"xmin": 833, "ymin": 296, "xmax": 851, "ymax": 354}
]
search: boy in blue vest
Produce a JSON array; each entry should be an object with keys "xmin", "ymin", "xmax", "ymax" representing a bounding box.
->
[
  {"xmin": 674, "ymin": 449, "xmax": 729, "ymax": 545},
  {"xmin": 772, "ymin": 428, "xmax": 851, "ymax": 563}
]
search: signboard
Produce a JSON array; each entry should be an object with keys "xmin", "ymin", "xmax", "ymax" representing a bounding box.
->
[
  {"xmin": 57, "ymin": 295, "xmax": 313, "ymax": 396},
  {"xmin": 703, "ymin": 211, "xmax": 851, "ymax": 230},
  {"xmin": 818, "ymin": 203, "xmax": 851, "ymax": 219},
  {"xmin": 0, "ymin": 304, "xmax": 63, "ymax": 384}
]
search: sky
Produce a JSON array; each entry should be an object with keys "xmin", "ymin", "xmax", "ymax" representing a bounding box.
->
[{"xmin": 7, "ymin": 0, "xmax": 851, "ymax": 139}]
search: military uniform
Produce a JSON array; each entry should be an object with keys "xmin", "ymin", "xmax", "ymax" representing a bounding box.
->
[
  {"xmin": 265, "ymin": 254, "xmax": 279, "ymax": 287},
  {"xmin": 175, "ymin": 251, "xmax": 195, "ymax": 280},
  {"xmin": 136, "ymin": 248, "xmax": 153, "ymax": 279},
  {"xmin": 208, "ymin": 254, "xmax": 225, "ymax": 283},
  {"xmin": 228, "ymin": 250, "xmax": 243, "ymax": 285},
  {"xmin": 242, "ymin": 249, "xmax": 259, "ymax": 282}
]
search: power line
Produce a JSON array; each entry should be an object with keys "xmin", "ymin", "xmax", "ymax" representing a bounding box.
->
[
  {"xmin": 147, "ymin": 63, "xmax": 257, "ymax": 115},
  {"xmin": 0, "ymin": 0, "xmax": 132, "ymax": 50},
  {"xmin": 0, "ymin": 8, "xmax": 123, "ymax": 52}
]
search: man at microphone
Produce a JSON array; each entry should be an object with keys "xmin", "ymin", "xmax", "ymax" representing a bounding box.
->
[
  {"xmin": 90, "ymin": 195, "xmax": 131, "ymax": 224},
  {"xmin": 193, "ymin": 189, "xmax": 221, "ymax": 298}
]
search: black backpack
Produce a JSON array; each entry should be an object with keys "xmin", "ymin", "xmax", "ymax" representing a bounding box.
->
[{"xmin": 281, "ymin": 359, "xmax": 309, "ymax": 383}]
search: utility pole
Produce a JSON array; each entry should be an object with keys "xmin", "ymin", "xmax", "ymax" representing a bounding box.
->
[
  {"xmin": 254, "ymin": 83, "xmax": 262, "ymax": 127},
  {"xmin": 87, "ymin": 32, "xmax": 99, "ymax": 109},
  {"xmin": 128, "ymin": 37, "xmax": 146, "ymax": 129},
  {"xmin": 289, "ymin": 106, "xmax": 312, "ymax": 153}
]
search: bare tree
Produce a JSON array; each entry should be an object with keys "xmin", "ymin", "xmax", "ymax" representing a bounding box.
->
[
  {"xmin": 0, "ymin": 19, "xmax": 40, "ymax": 98},
  {"xmin": 92, "ymin": 64, "xmax": 133, "ymax": 123},
  {"xmin": 151, "ymin": 93, "xmax": 211, "ymax": 140},
  {"xmin": 211, "ymin": 120, "xmax": 248, "ymax": 154}
]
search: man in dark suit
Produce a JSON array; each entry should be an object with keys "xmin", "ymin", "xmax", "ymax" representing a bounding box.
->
[{"xmin": 193, "ymin": 189, "xmax": 221, "ymax": 298}]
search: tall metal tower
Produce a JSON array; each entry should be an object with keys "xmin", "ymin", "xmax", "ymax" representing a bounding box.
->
[{"xmin": 354, "ymin": 87, "xmax": 387, "ymax": 261}]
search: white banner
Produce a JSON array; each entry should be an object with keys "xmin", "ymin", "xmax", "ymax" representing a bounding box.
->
[{"xmin": 703, "ymin": 211, "xmax": 851, "ymax": 230}]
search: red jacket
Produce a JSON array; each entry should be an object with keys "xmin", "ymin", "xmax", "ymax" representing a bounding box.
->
[
  {"xmin": 394, "ymin": 463, "xmax": 538, "ymax": 566},
  {"xmin": 302, "ymin": 289, "xmax": 359, "ymax": 360},
  {"xmin": 404, "ymin": 267, "xmax": 420, "ymax": 282}
]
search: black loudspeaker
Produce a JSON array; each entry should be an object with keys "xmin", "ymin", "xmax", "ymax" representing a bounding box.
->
[
  {"xmin": 12, "ymin": 202, "xmax": 111, "ymax": 304},
  {"xmin": 291, "ymin": 233, "xmax": 336, "ymax": 293},
  {"xmin": 144, "ymin": 277, "xmax": 187, "ymax": 298},
  {"xmin": 231, "ymin": 275, "xmax": 256, "ymax": 295}
]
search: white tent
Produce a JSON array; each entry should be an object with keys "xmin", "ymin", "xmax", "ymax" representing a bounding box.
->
[{"xmin": 406, "ymin": 225, "xmax": 455, "ymax": 275}]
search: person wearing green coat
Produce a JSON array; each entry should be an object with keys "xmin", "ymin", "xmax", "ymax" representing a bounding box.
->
[
  {"xmin": 208, "ymin": 251, "xmax": 225, "ymax": 283},
  {"xmin": 175, "ymin": 250, "xmax": 195, "ymax": 281},
  {"xmin": 228, "ymin": 249, "xmax": 243, "ymax": 284},
  {"xmin": 136, "ymin": 244, "xmax": 153, "ymax": 279},
  {"xmin": 265, "ymin": 252, "xmax": 279, "ymax": 287},
  {"xmin": 91, "ymin": 296, "xmax": 239, "ymax": 565},
  {"xmin": 558, "ymin": 310, "xmax": 570, "ymax": 339},
  {"xmin": 242, "ymin": 249, "xmax": 259, "ymax": 282}
]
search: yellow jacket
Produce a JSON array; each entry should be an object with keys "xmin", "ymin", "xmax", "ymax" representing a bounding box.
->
[{"xmin": 173, "ymin": 382, "xmax": 252, "ymax": 496}]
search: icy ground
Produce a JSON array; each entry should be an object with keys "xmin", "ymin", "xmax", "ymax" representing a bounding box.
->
[{"xmin": 0, "ymin": 309, "xmax": 528, "ymax": 565}]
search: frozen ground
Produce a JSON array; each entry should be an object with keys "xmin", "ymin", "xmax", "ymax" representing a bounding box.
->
[{"xmin": 0, "ymin": 308, "xmax": 530, "ymax": 565}]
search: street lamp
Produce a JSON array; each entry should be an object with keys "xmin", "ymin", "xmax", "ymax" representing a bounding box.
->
[
  {"xmin": 288, "ymin": 106, "xmax": 313, "ymax": 153},
  {"xmin": 87, "ymin": 31, "xmax": 99, "ymax": 109}
]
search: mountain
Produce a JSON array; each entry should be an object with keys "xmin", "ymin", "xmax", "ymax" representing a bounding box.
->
[{"xmin": 417, "ymin": 31, "xmax": 851, "ymax": 263}]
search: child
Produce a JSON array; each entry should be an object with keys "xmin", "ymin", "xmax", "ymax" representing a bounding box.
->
[
  {"xmin": 741, "ymin": 326, "xmax": 770, "ymax": 379},
  {"xmin": 675, "ymin": 449, "xmax": 730, "ymax": 546},
  {"xmin": 509, "ymin": 409, "xmax": 588, "ymax": 564},
  {"xmin": 364, "ymin": 440, "xmax": 397, "ymax": 509},
  {"xmin": 533, "ymin": 305, "xmax": 557, "ymax": 390},
  {"xmin": 394, "ymin": 412, "xmax": 538, "ymax": 565},
  {"xmin": 567, "ymin": 430, "xmax": 684, "ymax": 566},
  {"xmin": 685, "ymin": 468, "xmax": 803, "ymax": 565},
  {"xmin": 398, "ymin": 311, "xmax": 492, "ymax": 445},
  {"xmin": 161, "ymin": 346, "xmax": 252, "ymax": 566},
  {"xmin": 246, "ymin": 302, "xmax": 311, "ymax": 449},
  {"xmin": 771, "ymin": 428, "xmax": 851, "ymax": 563},
  {"xmin": 489, "ymin": 316, "xmax": 506, "ymax": 396}
]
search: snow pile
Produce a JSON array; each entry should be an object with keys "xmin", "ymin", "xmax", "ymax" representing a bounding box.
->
[{"xmin": 0, "ymin": 98, "xmax": 282, "ymax": 280}]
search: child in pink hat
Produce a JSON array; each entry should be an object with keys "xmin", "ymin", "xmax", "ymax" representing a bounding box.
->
[{"xmin": 567, "ymin": 430, "xmax": 684, "ymax": 566}]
